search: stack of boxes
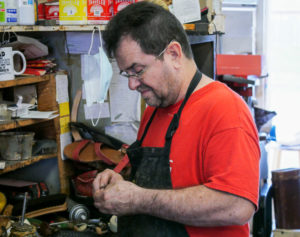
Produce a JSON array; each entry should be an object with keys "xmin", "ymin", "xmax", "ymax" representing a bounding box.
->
[{"xmin": 37, "ymin": 0, "xmax": 137, "ymax": 25}]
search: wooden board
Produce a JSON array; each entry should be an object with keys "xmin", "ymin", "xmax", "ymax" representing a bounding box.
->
[
  {"xmin": 0, "ymin": 154, "xmax": 56, "ymax": 175},
  {"xmin": 0, "ymin": 75, "xmax": 50, "ymax": 89},
  {"xmin": 0, "ymin": 119, "xmax": 52, "ymax": 132}
]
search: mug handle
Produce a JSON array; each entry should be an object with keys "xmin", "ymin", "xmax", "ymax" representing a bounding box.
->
[{"xmin": 12, "ymin": 51, "xmax": 27, "ymax": 75}]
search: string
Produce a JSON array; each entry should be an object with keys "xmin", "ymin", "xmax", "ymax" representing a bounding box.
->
[{"xmin": 87, "ymin": 26, "xmax": 103, "ymax": 127}]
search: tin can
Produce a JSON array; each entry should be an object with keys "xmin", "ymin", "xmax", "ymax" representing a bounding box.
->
[
  {"xmin": 113, "ymin": 0, "xmax": 135, "ymax": 16},
  {"xmin": 67, "ymin": 199, "xmax": 90, "ymax": 222},
  {"xmin": 38, "ymin": 3, "xmax": 45, "ymax": 21},
  {"xmin": 59, "ymin": 0, "xmax": 87, "ymax": 25},
  {"xmin": 87, "ymin": 0, "xmax": 113, "ymax": 25},
  {"xmin": 44, "ymin": 2, "xmax": 59, "ymax": 21}
]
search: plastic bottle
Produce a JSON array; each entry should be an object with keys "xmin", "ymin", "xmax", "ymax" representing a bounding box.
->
[
  {"xmin": 5, "ymin": 0, "xmax": 18, "ymax": 25},
  {"xmin": 0, "ymin": 0, "xmax": 5, "ymax": 25},
  {"xmin": 18, "ymin": 0, "xmax": 35, "ymax": 25}
]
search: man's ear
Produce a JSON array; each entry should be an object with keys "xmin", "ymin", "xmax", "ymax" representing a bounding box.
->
[{"xmin": 164, "ymin": 41, "xmax": 183, "ymax": 69}]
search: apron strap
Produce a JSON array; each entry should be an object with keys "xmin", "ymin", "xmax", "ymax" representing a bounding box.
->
[
  {"xmin": 133, "ymin": 70, "xmax": 201, "ymax": 146},
  {"xmin": 165, "ymin": 70, "xmax": 202, "ymax": 140},
  {"xmin": 138, "ymin": 108, "xmax": 158, "ymax": 144}
]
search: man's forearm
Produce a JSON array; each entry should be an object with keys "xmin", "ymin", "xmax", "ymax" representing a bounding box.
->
[{"xmin": 133, "ymin": 185, "xmax": 255, "ymax": 227}]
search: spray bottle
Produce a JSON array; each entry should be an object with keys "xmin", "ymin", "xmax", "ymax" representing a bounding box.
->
[
  {"xmin": 5, "ymin": 0, "xmax": 18, "ymax": 25},
  {"xmin": 18, "ymin": 0, "xmax": 35, "ymax": 25}
]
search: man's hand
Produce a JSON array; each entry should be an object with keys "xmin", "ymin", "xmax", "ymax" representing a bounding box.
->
[
  {"xmin": 93, "ymin": 169, "xmax": 142, "ymax": 215},
  {"xmin": 93, "ymin": 168, "xmax": 123, "ymax": 190},
  {"xmin": 92, "ymin": 169, "xmax": 255, "ymax": 226}
]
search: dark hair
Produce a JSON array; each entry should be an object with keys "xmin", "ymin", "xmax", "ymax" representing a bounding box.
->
[{"xmin": 103, "ymin": 1, "xmax": 193, "ymax": 59}]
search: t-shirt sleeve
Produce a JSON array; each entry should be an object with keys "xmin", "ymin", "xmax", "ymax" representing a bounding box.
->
[{"xmin": 203, "ymin": 127, "xmax": 260, "ymax": 207}]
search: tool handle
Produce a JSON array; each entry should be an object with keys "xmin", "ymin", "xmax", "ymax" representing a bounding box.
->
[{"xmin": 21, "ymin": 192, "xmax": 28, "ymax": 225}]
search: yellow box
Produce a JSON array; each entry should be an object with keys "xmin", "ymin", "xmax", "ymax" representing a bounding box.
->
[
  {"xmin": 59, "ymin": 0, "xmax": 87, "ymax": 25},
  {"xmin": 273, "ymin": 229, "xmax": 300, "ymax": 237}
]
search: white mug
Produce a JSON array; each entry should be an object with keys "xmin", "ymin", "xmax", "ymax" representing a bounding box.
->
[{"xmin": 0, "ymin": 47, "xmax": 26, "ymax": 81}]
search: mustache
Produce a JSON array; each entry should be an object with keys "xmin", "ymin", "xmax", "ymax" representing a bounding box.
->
[{"xmin": 137, "ymin": 84, "xmax": 152, "ymax": 93}]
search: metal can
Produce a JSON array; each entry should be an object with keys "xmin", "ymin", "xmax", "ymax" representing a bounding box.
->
[
  {"xmin": 113, "ymin": 0, "xmax": 136, "ymax": 16},
  {"xmin": 38, "ymin": 3, "xmax": 45, "ymax": 21},
  {"xmin": 59, "ymin": 0, "xmax": 87, "ymax": 25},
  {"xmin": 44, "ymin": 2, "xmax": 59, "ymax": 21},
  {"xmin": 67, "ymin": 199, "xmax": 90, "ymax": 222},
  {"xmin": 87, "ymin": 0, "xmax": 113, "ymax": 24}
]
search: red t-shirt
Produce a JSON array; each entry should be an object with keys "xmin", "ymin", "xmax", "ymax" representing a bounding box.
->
[{"xmin": 137, "ymin": 81, "xmax": 260, "ymax": 237}]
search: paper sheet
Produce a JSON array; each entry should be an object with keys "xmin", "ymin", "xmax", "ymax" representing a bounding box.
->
[
  {"xmin": 20, "ymin": 111, "xmax": 59, "ymax": 119},
  {"xmin": 109, "ymin": 60, "xmax": 141, "ymax": 122},
  {"xmin": 105, "ymin": 123, "xmax": 139, "ymax": 145},
  {"xmin": 56, "ymin": 74, "xmax": 69, "ymax": 104},
  {"xmin": 84, "ymin": 102, "xmax": 110, "ymax": 120},
  {"xmin": 60, "ymin": 132, "xmax": 72, "ymax": 160},
  {"xmin": 60, "ymin": 116, "xmax": 70, "ymax": 134},
  {"xmin": 172, "ymin": 0, "xmax": 201, "ymax": 24},
  {"xmin": 59, "ymin": 102, "xmax": 70, "ymax": 117},
  {"xmin": 65, "ymin": 32, "xmax": 101, "ymax": 55}
]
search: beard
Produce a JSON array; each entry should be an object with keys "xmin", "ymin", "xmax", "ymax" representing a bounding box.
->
[
  {"xmin": 137, "ymin": 84, "xmax": 164, "ymax": 107},
  {"xmin": 137, "ymin": 69, "xmax": 179, "ymax": 108}
]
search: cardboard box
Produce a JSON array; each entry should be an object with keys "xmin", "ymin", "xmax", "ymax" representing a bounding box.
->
[{"xmin": 216, "ymin": 54, "xmax": 262, "ymax": 76}]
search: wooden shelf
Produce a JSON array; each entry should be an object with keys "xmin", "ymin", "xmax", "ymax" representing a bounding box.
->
[
  {"xmin": 0, "ymin": 74, "xmax": 50, "ymax": 89},
  {"xmin": 0, "ymin": 25, "xmax": 106, "ymax": 32},
  {"xmin": 0, "ymin": 74, "xmax": 56, "ymax": 131},
  {"xmin": 0, "ymin": 24, "xmax": 198, "ymax": 33},
  {"xmin": 0, "ymin": 153, "xmax": 57, "ymax": 175},
  {"xmin": 0, "ymin": 118, "xmax": 53, "ymax": 132}
]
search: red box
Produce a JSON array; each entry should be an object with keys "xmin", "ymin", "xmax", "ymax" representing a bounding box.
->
[{"xmin": 216, "ymin": 54, "xmax": 262, "ymax": 76}]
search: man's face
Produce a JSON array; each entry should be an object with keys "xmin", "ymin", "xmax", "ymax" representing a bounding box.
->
[{"xmin": 115, "ymin": 36, "xmax": 180, "ymax": 107}]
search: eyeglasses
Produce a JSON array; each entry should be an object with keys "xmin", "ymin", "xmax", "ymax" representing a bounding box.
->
[{"xmin": 119, "ymin": 40, "xmax": 174, "ymax": 79}]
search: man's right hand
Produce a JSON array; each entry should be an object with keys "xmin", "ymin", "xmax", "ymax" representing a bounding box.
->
[
  {"xmin": 93, "ymin": 169, "xmax": 124, "ymax": 191},
  {"xmin": 92, "ymin": 168, "xmax": 143, "ymax": 215}
]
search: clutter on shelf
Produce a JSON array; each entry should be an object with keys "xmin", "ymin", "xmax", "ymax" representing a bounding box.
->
[
  {"xmin": 24, "ymin": 59, "xmax": 57, "ymax": 76},
  {"xmin": 3, "ymin": 33, "xmax": 49, "ymax": 59},
  {"xmin": 0, "ymin": 0, "xmax": 138, "ymax": 26}
]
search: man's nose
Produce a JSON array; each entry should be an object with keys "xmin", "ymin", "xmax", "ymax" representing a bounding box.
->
[{"xmin": 128, "ymin": 77, "xmax": 141, "ymax": 90}]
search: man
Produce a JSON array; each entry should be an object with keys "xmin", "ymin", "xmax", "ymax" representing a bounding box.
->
[{"xmin": 93, "ymin": 2, "xmax": 260, "ymax": 236}]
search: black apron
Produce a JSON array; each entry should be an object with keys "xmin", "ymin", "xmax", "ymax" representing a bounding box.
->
[{"xmin": 118, "ymin": 70, "xmax": 202, "ymax": 237}]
